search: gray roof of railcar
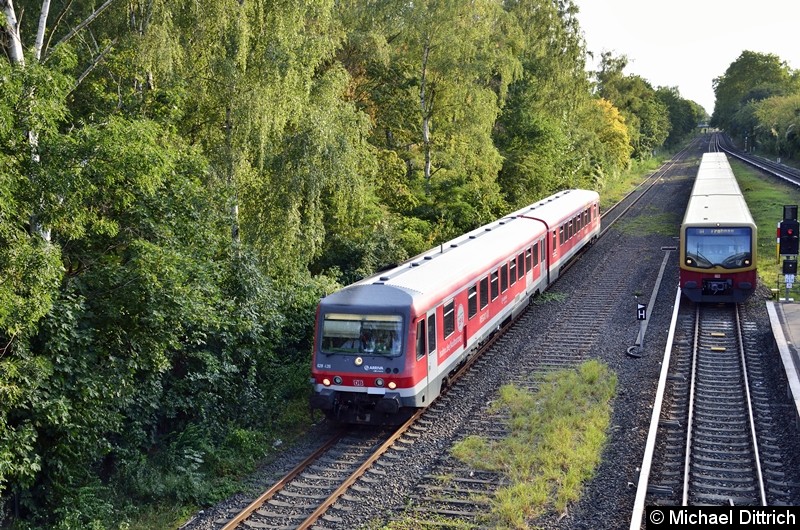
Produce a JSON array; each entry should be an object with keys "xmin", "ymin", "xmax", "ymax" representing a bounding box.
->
[{"xmin": 323, "ymin": 189, "xmax": 598, "ymax": 307}]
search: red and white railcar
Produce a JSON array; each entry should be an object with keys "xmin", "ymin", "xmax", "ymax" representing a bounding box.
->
[{"xmin": 310, "ymin": 189, "xmax": 601, "ymax": 424}]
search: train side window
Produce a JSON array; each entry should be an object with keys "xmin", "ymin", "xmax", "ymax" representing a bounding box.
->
[
  {"xmin": 559, "ymin": 225, "xmax": 564, "ymax": 245},
  {"xmin": 443, "ymin": 301, "xmax": 455, "ymax": 337},
  {"xmin": 468, "ymin": 285, "xmax": 478, "ymax": 319},
  {"xmin": 501, "ymin": 265, "xmax": 508, "ymax": 292},
  {"xmin": 542, "ymin": 239, "xmax": 547, "ymax": 261},
  {"xmin": 509, "ymin": 259, "xmax": 516, "ymax": 286},
  {"xmin": 427, "ymin": 313, "xmax": 436, "ymax": 353},
  {"xmin": 532, "ymin": 243, "xmax": 539, "ymax": 266},
  {"xmin": 480, "ymin": 277, "xmax": 489, "ymax": 309},
  {"xmin": 552, "ymin": 231, "xmax": 556, "ymax": 251},
  {"xmin": 491, "ymin": 271, "xmax": 499, "ymax": 300},
  {"xmin": 525, "ymin": 249, "xmax": 532, "ymax": 271},
  {"xmin": 518, "ymin": 253, "xmax": 525, "ymax": 279},
  {"xmin": 416, "ymin": 320, "xmax": 425, "ymax": 360},
  {"xmin": 577, "ymin": 214, "xmax": 581, "ymax": 231}
]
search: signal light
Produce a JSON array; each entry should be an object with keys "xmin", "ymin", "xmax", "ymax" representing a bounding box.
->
[{"xmin": 780, "ymin": 219, "xmax": 800, "ymax": 255}]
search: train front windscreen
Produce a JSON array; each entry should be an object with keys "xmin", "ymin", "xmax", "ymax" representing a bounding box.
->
[
  {"xmin": 684, "ymin": 227, "xmax": 753, "ymax": 269},
  {"xmin": 320, "ymin": 313, "xmax": 404, "ymax": 357}
]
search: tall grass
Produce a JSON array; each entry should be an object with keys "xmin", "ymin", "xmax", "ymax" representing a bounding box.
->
[{"xmin": 449, "ymin": 360, "xmax": 617, "ymax": 529}]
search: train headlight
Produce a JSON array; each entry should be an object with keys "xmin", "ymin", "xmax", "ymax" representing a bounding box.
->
[
  {"xmin": 744, "ymin": 259, "xmax": 750, "ymax": 265},
  {"xmin": 333, "ymin": 376, "xmax": 343, "ymax": 385},
  {"xmin": 323, "ymin": 378, "xmax": 331, "ymax": 386},
  {"xmin": 375, "ymin": 378, "xmax": 384, "ymax": 387},
  {"xmin": 686, "ymin": 258, "xmax": 693, "ymax": 265},
  {"xmin": 388, "ymin": 381, "xmax": 397, "ymax": 390}
]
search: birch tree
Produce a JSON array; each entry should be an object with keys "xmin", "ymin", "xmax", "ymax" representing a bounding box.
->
[{"xmin": 339, "ymin": 0, "xmax": 521, "ymax": 234}]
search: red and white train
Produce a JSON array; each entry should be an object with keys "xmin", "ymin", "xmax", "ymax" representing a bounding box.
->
[{"xmin": 310, "ymin": 189, "xmax": 601, "ymax": 424}]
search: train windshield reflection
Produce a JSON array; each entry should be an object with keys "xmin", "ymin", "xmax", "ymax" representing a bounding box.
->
[
  {"xmin": 685, "ymin": 227, "xmax": 752, "ymax": 269},
  {"xmin": 321, "ymin": 314, "xmax": 404, "ymax": 356}
]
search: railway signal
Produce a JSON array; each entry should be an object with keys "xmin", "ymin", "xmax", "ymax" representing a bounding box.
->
[{"xmin": 778, "ymin": 205, "xmax": 799, "ymax": 257}]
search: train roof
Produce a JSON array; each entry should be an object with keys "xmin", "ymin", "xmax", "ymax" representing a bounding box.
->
[
  {"xmin": 321, "ymin": 189, "xmax": 599, "ymax": 309},
  {"xmin": 691, "ymin": 152, "xmax": 742, "ymax": 196},
  {"xmin": 683, "ymin": 153, "xmax": 755, "ymax": 227},
  {"xmin": 682, "ymin": 194, "xmax": 755, "ymax": 227}
]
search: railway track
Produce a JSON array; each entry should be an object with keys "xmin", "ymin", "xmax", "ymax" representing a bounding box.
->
[
  {"xmin": 632, "ymin": 296, "xmax": 797, "ymax": 525},
  {"xmin": 715, "ymin": 133, "xmax": 800, "ymax": 186}
]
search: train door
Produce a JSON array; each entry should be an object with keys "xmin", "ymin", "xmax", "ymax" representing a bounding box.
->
[{"xmin": 426, "ymin": 309, "xmax": 437, "ymax": 400}]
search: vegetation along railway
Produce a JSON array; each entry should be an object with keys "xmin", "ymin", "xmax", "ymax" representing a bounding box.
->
[{"xmin": 181, "ymin": 136, "xmax": 800, "ymax": 529}]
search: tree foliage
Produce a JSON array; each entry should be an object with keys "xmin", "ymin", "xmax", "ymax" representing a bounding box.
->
[
  {"xmin": 711, "ymin": 51, "xmax": 797, "ymax": 134},
  {"xmin": 595, "ymin": 52, "xmax": 670, "ymax": 159}
]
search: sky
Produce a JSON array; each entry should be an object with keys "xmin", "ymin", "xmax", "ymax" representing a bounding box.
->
[{"xmin": 573, "ymin": 0, "xmax": 800, "ymax": 115}]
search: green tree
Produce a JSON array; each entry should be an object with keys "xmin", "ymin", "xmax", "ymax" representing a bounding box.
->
[
  {"xmin": 712, "ymin": 50, "xmax": 796, "ymax": 138},
  {"xmin": 495, "ymin": 0, "xmax": 598, "ymax": 204},
  {"xmin": 339, "ymin": 0, "xmax": 522, "ymax": 236},
  {"xmin": 754, "ymin": 94, "xmax": 800, "ymax": 158},
  {"xmin": 595, "ymin": 52, "xmax": 670, "ymax": 159},
  {"xmin": 657, "ymin": 86, "xmax": 705, "ymax": 148}
]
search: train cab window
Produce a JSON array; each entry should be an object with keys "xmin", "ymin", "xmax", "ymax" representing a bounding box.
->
[
  {"xmin": 480, "ymin": 277, "xmax": 489, "ymax": 309},
  {"xmin": 443, "ymin": 301, "xmax": 455, "ymax": 337},
  {"xmin": 427, "ymin": 314, "xmax": 436, "ymax": 353},
  {"xmin": 321, "ymin": 314, "xmax": 404, "ymax": 357},
  {"xmin": 684, "ymin": 227, "xmax": 752, "ymax": 269},
  {"xmin": 500, "ymin": 265, "xmax": 508, "ymax": 292},
  {"xmin": 416, "ymin": 320, "xmax": 425, "ymax": 360},
  {"xmin": 518, "ymin": 253, "xmax": 525, "ymax": 280},
  {"xmin": 491, "ymin": 271, "xmax": 499, "ymax": 300},
  {"xmin": 525, "ymin": 249, "xmax": 532, "ymax": 272},
  {"xmin": 468, "ymin": 286, "xmax": 478, "ymax": 319},
  {"xmin": 509, "ymin": 259, "xmax": 516, "ymax": 286}
]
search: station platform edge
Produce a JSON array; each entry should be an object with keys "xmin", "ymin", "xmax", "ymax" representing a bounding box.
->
[{"xmin": 766, "ymin": 301, "xmax": 800, "ymax": 427}]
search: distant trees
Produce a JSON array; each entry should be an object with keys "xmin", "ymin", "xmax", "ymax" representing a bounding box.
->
[
  {"xmin": 594, "ymin": 52, "xmax": 671, "ymax": 159},
  {"xmin": 712, "ymin": 50, "xmax": 800, "ymax": 157}
]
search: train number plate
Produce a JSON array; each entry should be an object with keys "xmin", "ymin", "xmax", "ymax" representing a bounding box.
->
[{"xmin": 352, "ymin": 379, "xmax": 364, "ymax": 387}]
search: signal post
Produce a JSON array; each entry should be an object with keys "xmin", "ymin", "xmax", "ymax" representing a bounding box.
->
[{"xmin": 778, "ymin": 205, "xmax": 799, "ymax": 300}]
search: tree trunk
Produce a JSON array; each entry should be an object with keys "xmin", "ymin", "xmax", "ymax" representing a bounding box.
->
[
  {"xmin": 420, "ymin": 38, "xmax": 432, "ymax": 194},
  {"xmin": 34, "ymin": 0, "xmax": 51, "ymax": 61},
  {"xmin": 1, "ymin": 0, "xmax": 25, "ymax": 65}
]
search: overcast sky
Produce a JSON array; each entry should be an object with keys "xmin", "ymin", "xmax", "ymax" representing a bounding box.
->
[{"xmin": 573, "ymin": 0, "xmax": 800, "ymax": 115}]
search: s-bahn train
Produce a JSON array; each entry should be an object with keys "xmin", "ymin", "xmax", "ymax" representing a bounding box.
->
[
  {"xmin": 679, "ymin": 152, "xmax": 757, "ymax": 303},
  {"xmin": 310, "ymin": 189, "xmax": 601, "ymax": 424}
]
